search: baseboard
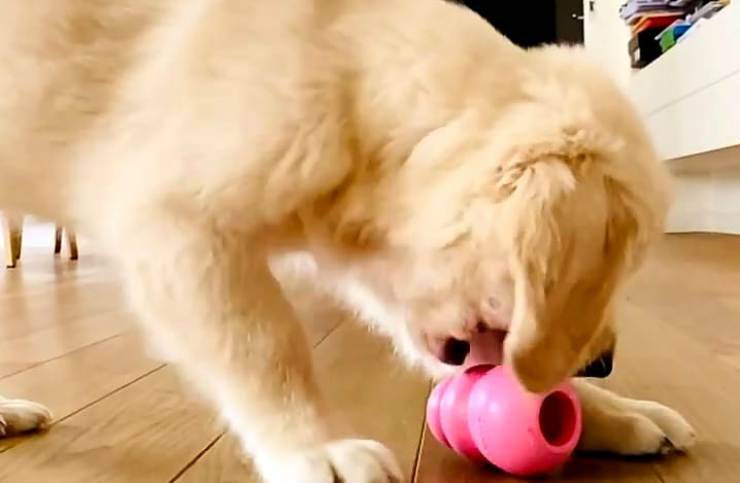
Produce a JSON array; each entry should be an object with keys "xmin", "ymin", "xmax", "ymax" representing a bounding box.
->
[{"xmin": 665, "ymin": 146, "xmax": 740, "ymax": 234}]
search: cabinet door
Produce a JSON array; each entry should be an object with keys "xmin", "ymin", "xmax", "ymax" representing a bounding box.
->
[
  {"xmin": 556, "ymin": 0, "xmax": 585, "ymax": 44},
  {"xmin": 458, "ymin": 1, "xmax": 583, "ymax": 47}
]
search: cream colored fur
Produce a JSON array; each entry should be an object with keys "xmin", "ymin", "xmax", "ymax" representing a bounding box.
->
[{"xmin": 0, "ymin": 0, "xmax": 694, "ymax": 481}]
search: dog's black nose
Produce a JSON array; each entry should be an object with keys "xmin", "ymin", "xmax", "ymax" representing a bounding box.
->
[
  {"xmin": 441, "ymin": 338, "xmax": 470, "ymax": 366},
  {"xmin": 578, "ymin": 351, "xmax": 614, "ymax": 378}
]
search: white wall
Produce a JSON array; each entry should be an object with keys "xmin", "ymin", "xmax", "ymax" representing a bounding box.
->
[
  {"xmin": 582, "ymin": 0, "xmax": 632, "ymax": 87},
  {"xmin": 667, "ymin": 147, "xmax": 740, "ymax": 234}
]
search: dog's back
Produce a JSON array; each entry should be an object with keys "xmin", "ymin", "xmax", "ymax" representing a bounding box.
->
[
  {"xmin": 0, "ymin": 0, "xmax": 333, "ymax": 232},
  {"xmin": 0, "ymin": 1, "xmax": 164, "ymax": 215}
]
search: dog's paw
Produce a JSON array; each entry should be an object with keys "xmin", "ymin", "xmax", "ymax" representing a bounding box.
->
[
  {"xmin": 0, "ymin": 398, "xmax": 52, "ymax": 437},
  {"xmin": 614, "ymin": 412, "xmax": 679, "ymax": 456},
  {"xmin": 628, "ymin": 400, "xmax": 697, "ymax": 453},
  {"xmin": 258, "ymin": 439, "xmax": 403, "ymax": 483},
  {"xmin": 581, "ymin": 402, "xmax": 696, "ymax": 457}
]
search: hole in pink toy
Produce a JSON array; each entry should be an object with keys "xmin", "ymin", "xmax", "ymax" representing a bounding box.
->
[{"xmin": 538, "ymin": 391, "xmax": 577, "ymax": 447}]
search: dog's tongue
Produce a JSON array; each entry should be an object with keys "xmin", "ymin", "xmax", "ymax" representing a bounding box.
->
[{"xmin": 465, "ymin": 330, "xmax": 506, "ymax": 368}]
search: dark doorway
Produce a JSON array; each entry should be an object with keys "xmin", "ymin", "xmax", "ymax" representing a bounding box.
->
[
  {"xmin": 555, "ymin": 0, "xmax": 586, "ymax": 45},
  {"xmin": 457, "ymin": 0, "xmax": 584, "ymax": 47}
]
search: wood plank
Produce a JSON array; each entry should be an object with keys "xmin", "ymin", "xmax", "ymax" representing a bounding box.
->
[
  {"xmin": 415, "ymin": 431, "xmax": 662, "ymax": 483},
  {"xmin": 313, "ymin": 323, "xmax": 429, "ymax": 475},
  {"xmin": 0, "ymin": 333, "xmax": 161, "ymax": 452},
  {"xmin": 0, "ymin": 332, "xmax": 159, "ymax": 421},
  {"xmin": 0, "ymin": 309, "xmax": 131, "ymax": 377},
  {"xmin": 0, "ymin": 282, "xmax": 125, "ymax": 339},
  {"xmin": 0, "ymin": 255, "xmax": 117, "ymax": 298},
  {"xmin": 597, "ymin": 237, "xmax": 740, "ymax": 483},
  {"xmin": 0, "ymin": 238, "xmax": 131, "ymax": 377},
  {"xmin": 608, "ymin": 303, "xmax": 740, "ymax": 483},
  {"xmin": 0, "ymin": 367, "xmax": 221, "ymax": 483},
  {"xmin": 173, "ymin": 435, "xmax": 246, "ymax": 483}
]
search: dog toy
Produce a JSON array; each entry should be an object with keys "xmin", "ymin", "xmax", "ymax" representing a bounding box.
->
[{"xmin": 426, "ymin": 365, "xmax": 582, "ymax": 476}]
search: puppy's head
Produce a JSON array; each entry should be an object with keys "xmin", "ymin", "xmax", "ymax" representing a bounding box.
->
[{"xmin": 319, "ymin": 47, "xmax": 670, "ymax": 392}]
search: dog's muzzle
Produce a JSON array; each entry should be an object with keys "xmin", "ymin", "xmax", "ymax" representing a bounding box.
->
[
  {"xmin": 577, "ymin": 350, "xmax": 614, "ymax": 378},
  {"xmin": 438, "ymin": 336, "xmax": 615, "ymax": 379},
  {"xmin": 439, "ymin": 338, "xmax": 471, "ymax": 366}
]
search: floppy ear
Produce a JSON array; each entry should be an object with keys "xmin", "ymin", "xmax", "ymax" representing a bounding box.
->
[{"xmin": 497, "ymin": 150, "xmax": 639, "ymax": 393}]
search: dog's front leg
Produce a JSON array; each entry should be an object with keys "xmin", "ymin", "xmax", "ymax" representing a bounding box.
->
[
  {"xmin": 119, "ymin": 214, "xmax": 402, "ymax": 483},
  {"xmin": 574, "ymin": 379, "xmax": 696, "ymax": 456}
]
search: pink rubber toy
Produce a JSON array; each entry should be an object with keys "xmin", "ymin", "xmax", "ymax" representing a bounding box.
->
[{"xmin": 426, "ymin": 365, "xmax": 582, "ymax": 477}]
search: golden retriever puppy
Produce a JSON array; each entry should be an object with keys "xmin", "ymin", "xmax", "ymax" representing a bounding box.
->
[{"xmin": 0, "ymin": 0, "xmax": 694, "ymax": 481}]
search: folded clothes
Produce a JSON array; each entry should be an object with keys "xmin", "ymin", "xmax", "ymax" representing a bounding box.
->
[{"xmin": 620, "ymin": 0, "xmax": 674, "ymax": 21}]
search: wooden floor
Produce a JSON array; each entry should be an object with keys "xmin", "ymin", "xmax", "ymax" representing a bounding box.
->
[{"xmin": 0, "ymin": 234, "xmax": 739, "ymax": 482}]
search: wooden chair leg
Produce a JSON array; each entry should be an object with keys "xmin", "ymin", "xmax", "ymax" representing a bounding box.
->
[
  {"xmin": 67, "ymin": 230, "xmax": 79, "ymax": 261},
  {"xmin": 4, "ymin": 215, "xmax": 23, "ymax": 268},
  {"xmin": 12, "ymin": 225, "xmax": 22, "ymax": 262},
  {"xmin": 4, "ymin": 226, "xmax": 15, "ymax": 268},
  {"xmin": 54, "ymin": 226, "xmax": 63, "ymax": 254}
]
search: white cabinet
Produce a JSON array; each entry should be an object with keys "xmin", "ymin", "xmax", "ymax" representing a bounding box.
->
[{"xmin": 629, "ymin": 2, "xmax": 740, "ymax": 161}]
